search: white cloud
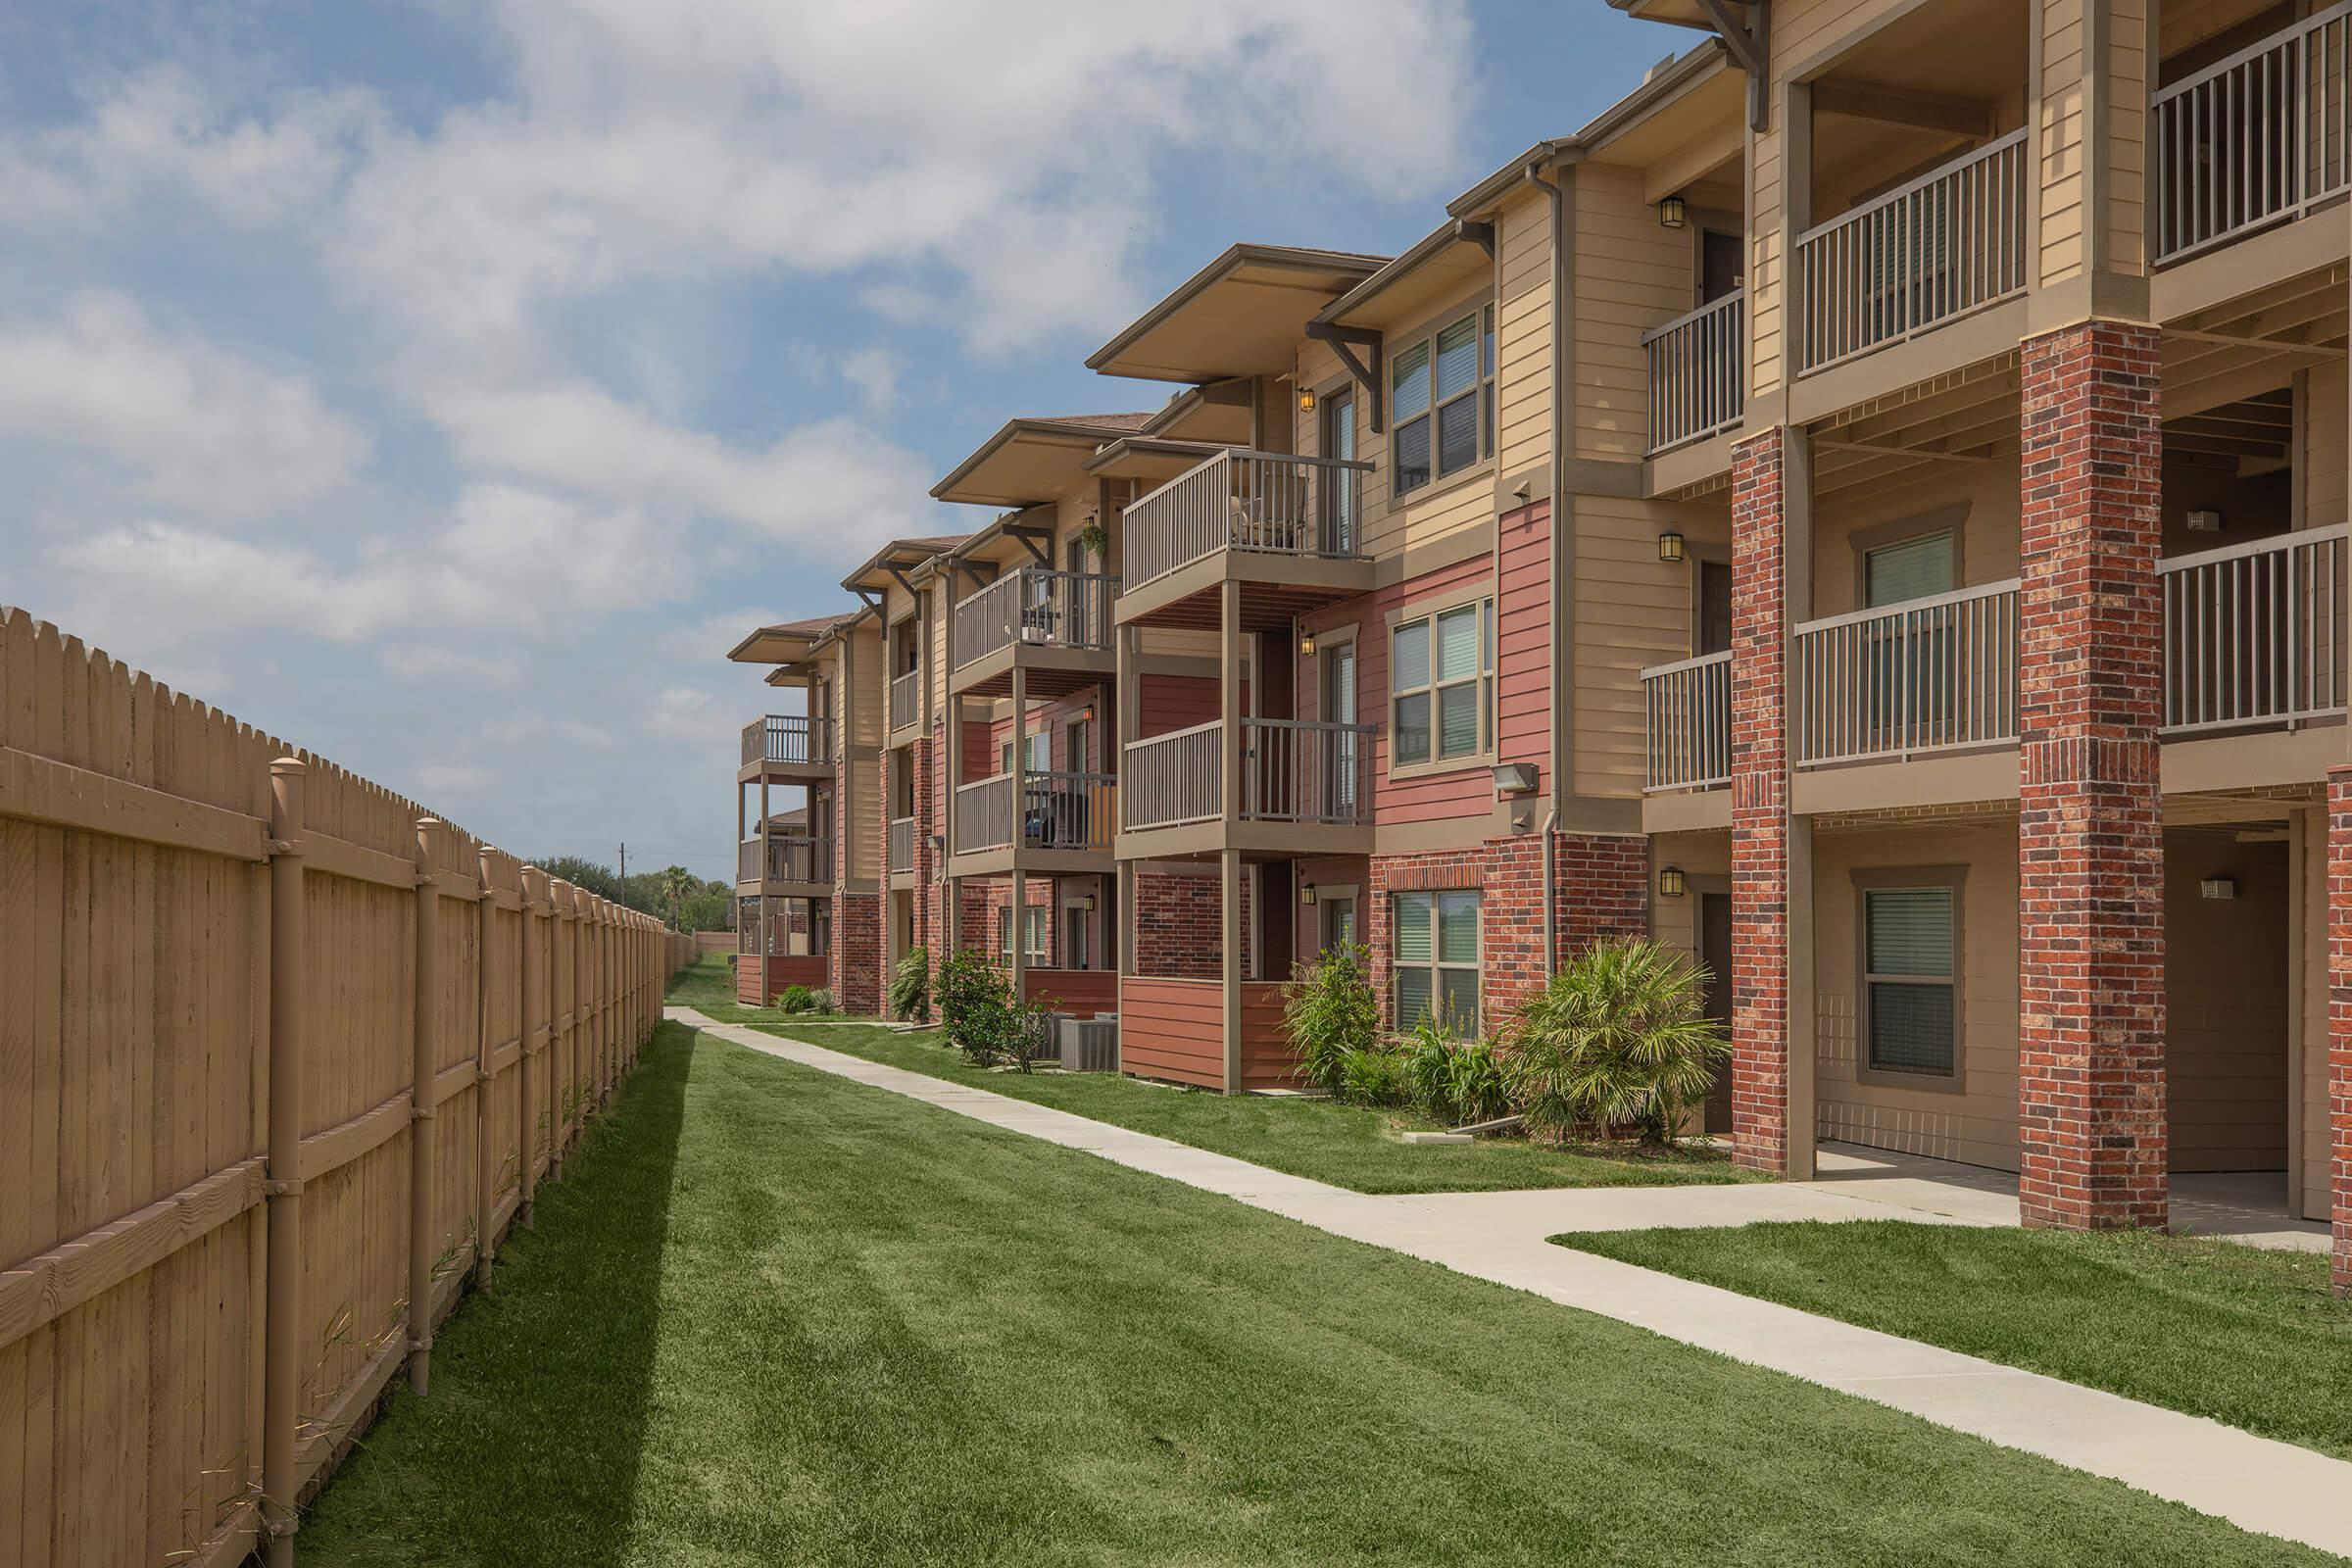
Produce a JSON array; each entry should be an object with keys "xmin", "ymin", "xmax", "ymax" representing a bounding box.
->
[
  {"xmin": 837, "ymin": 346, "xmax": 908, "ymax": 416},
  {"xmin": 382, "ymin": 644, "xmax": 522, "ymax": 685},
  {"xmin": 659, "ymin": 606, "xmax": 783, "ymax": 662},
  {"xmin": 0, "ymin": 293, "xmax": 369, "ymax": 519},
  {"xmin": 414, "ymin": 762, "xmax": 493, "ymax": 796},
  {"xmin": 647, "ymin": 686, "xmax": 734, "ymax": 743}
]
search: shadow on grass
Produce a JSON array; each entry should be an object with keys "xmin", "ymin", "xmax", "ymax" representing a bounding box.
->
[{"xmin": 295, "ymin": 1023, "xmax": 698, "ymax": 1567}]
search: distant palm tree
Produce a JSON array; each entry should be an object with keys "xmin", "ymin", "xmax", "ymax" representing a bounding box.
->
[{"xmin": 660, "ymin": 865, "xmax": 693, "ymax": 930}]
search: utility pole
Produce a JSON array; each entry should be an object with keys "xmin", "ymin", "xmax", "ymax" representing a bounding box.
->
[{"xmin": 618, "ymin": 842, "xmax": 627, "ymax": 882}]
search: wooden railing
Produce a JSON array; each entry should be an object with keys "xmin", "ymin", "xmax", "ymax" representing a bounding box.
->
[
  {"xmin": 1642, "ymin": 650, "xmax": 1732, "ymax": 791},
  {"xmin": 1794, "ymin": 129, "xmax": 2028, "ymax": 373},
  {"xmin": 1643, "ymin": 289, "xmax": 1744, "ymax": 454},
  {"xmin": 1792, "ymin": 580, "xmax": 2021, "ymax": 766},
  {"xmin": 955, "ymin": 770, "xmax": 1117, "ymax": 853},
  {"xmin": 2154, "ymin": 2, "xmax": 2352, "ymax": 264},
  {"xmin": 1121, "ymin": 448, "xmax": 1373, "ymax": 590},
  {"xmin": 1123, "ymin": 721, "xmax": 1223, "ymax": 829},
  {"xmin": 888, "ymin": 668, "xmax": 921, "ymax": 734},
  {"xmin": 888, "ymin": 814, "xmax": 916, "ymax": 872},
  {"xmin": 741, "ymin": 713, "xmax": 831, "ymax": 766},
  {"xmin": 2162, "ymin": 526, "xmax": 2349, "ymax": 734},
  {"xmin": 739, "ymin": 833, "xmax": 830, "ymax": 885},
  {"xmin": 1239, "ymin": 717, "xmax": 1376, "ymax": 825},
  {"xmin": 953, "ymin": 567, "xmax": 1117, "ymax": 667}
]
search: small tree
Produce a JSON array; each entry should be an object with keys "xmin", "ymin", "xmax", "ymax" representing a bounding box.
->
[
  {"xmin": 937, "ymin": 948, "xmax": 1020, "ymax": 1065},
  {"xmin": 1499, "ymin": 937, "xmax": 1727, "ymax": 1146},
  {"xmin": 1279, "ymin": 943, "xmax": 1380, "ymax": 1095},
  {"xmin": 889, "ymin": 945, "xmax": 932, "ymax": 1022}
]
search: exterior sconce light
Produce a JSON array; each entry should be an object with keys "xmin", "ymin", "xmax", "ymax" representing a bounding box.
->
[
  {"xmin": 1075, "ymin": 893, "xmax": 1097, "ymax": 911},
  {"xmin": 1658, "ymin": 194, "xmax": 1689, "ymax": 229},
  {"xmin": 1492, "ymin": 761, "xmax": 1539, "ymax": 796},
  {"xmin": 1298, "ymin": 627, "xmax": 1317, "ymax": 658},
  {"xmin": 927, "ymin": 833, "xmax": 946, "ymax": 856},
  {"xmin": 1658, "ymin": 865, "xmax": 1688, "ymax": 898},
  {"xmin": 1657, "ymin": 530, "xmax": 1687, "ymax": 564},
  {"xmin": 2185, "ymin": 509, "xmax": 2224, "ymax": 534},
  {"xmin": 1298, "ymin": 387, "xmax": 1317, "ymax": 414},
  {"xmin": 1299, "ymin": 882, "xmax": 1319, "ymax": 906},
  {"xmin": 2199, "ymin": 876, "xmax": 2237, "ymax": 901}
]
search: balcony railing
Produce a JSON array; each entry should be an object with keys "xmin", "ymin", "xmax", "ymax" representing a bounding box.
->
[
  {"xmin": 2154, "ymin": 2, "xmax": 2352, "ymax": 265},
  {"xmin": 1792, "ymin": 580, "xmax": 2021, "ymax": 767},
  {"xmin": 739, "ymin": 834, "xmax": 830, "ymax": 885},
  {"xmin": 1794, "ymin": 128, "xmax": 2028, "ymax": 374},
  {"xmin": 741, "ymin": 713, "xmax": 831, "ymax": 767},
  {"xmin": 2162, "ymin": 526, "xmax": 2349, "ymax": 734},
  {"xmin": 1642, "ymin": 651, "xmax": 1732, "ymax": 791},
  {"xmin": 1123, "ymin": 719, "xmax": 1375, "ymax": 831},
  {"xmin": 888, "ymin": 815, "xmax": 915, "ymax": 873},
  {"xmin": 954, "ymin": 770, "xmax": 1117, "ymax": 854},
  {"xmin": 888, "ymin": 668, "xmax": 921, "ymax": 734},
  {"xmin": 953, "ymin": 567, "xmax": 1116, "ymax": 668},
  {"xmin": 1121, "ymin": 449, "xmax": 1373, "ymax": 591},
  {"xmin": 1643, "ymin": 290, "xmax": 1744, "ymax": 454}
]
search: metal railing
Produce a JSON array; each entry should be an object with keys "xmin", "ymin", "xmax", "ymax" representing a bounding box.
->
[
  {"xmin": 1122, "ymin": 721, "xmax": 1223, "ymax": 829},
  {"xmin": 1642, "ymin": 651, "xmax": 1733, "ymax": 791},
  {"xmin": 1792, "ymin": 579, "xmax": 2021, "ymax": 766},
  {"xmin": 1644, "ymin": 290, "xmax": 1744, "ymax": 454},
  {"xmin": 739, "ymin": 833, "xmax": 830, "ymax": 885},
  {"xmin": 953, "ymin": 567, "xmax": 1116, "ymax": 667},
  {"xmin": 741, "ymin": 713, "xmax": 831, "ymax": 767},
  {"xmin": 1239, "ymin": 718, "xmax": 1376, "ymax": 825},
  {"xmin": 887, "ymin": 815, "xmax": 915, "ymax": 873},
  {"xmin": 1794, "ymin": 129, "xmax": 2028, "ymax": 374},
  {"xmin": 1121, "ymin": 449, "xmax": 1373, "ymax": 590},
  {"xmin": 954, "ymin": 770, "xmax": 1116, "ymax": 853},
  {"xmin": 2162, "ymin": 526, "xmax": 2349, "ymax": 734},
  {"xmin": 888, "ymin": 668, "xmax": 921, "ymax": 734},
  {"xmin": 2153, "ymin": 2, "xmax": 2352, "ymax": 265}
]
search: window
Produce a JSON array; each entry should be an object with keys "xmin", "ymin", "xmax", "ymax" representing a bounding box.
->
[
  {"xmin": 999, "ymin": 904, "xmax": 1049, "ymax": 965},
  {"xmin": 1000, "ymin": 731, "xmax": 1051, "ymax": 777},
  {"xmin": 1862, "ymin": 883, "xmax": 1957, "ymax": 1077},
  {"xmin": 1395, "ymin": 890, "xmax": 1480, "ymax": 1034},
  {"xmin": 1392, "ymin": 599, "xmax": 1495, "ymax": 766},
  {"xmin": 1863, "ymin": 530, "xmax": 1954, "ymax": 608},
  {"xmin": 1391, "ymin": 305, "xmax": 1494, "ymax": 497}
]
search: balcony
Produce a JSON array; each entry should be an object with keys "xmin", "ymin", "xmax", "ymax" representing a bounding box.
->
[
  {"xmin": 739, "ymin": 714, "xmax": 832, "ymax": 778},
  {"xmin": 950, "ymin": 566, "xmax": 1116, "ymax": 699},
  {"xmin": 1119, "ymin": 717, "xmax": 1374, "ymax": 854},
  {"xmin": 1794, "ymin": 129, "xmax": 2028, "ymax": 376},
  {"xmin": 951, "ymin": 770, "xmax": 1116, "ymax": 870},
  {"xmin": 1116, "ymin": 448, "xmax": 1374, "ymax": 628},
  {"xmin": 1641, "ymin": 650, "xmax": 1731, "ymax": 792},
  {"xmin": 1791, "ymin": 579, "xmax": 2022, "ymax": 767},
  {"xmin": 1643, "ymin": 290, "xmax": 1743, "ymax": 456},
  {"xmin": 888, "ymin": 668, "xmax": 921, "ymax": 738},
  {"xmin": 735, "ymin": 833, "xmax": 831, "ymax": 890},
  {"xmin": 888, "ymin": 815, "xmax": 916, "ymax": 875},
  {"xmin": 2154, "ymin": 6, "xmax": 2352, "ymax": 266}
]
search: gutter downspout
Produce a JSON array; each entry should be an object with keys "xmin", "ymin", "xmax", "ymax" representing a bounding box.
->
[{"xmin": 1521, "ymin": 158, "xmax": 1569, "ymax": 975}]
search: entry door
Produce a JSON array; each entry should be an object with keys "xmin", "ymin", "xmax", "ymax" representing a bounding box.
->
[
  {"xmin": 1700, "ymin": 891, "xmax": 1735, "ymax": 1133},
  {"xmin": 1321, "ymin": 391, "xmax": 1357, "ymax": 553},
  {"xmin": 1701, "ymin": 229, "xmax": 1743, "ymax": 303},
  {"xmin": 1321, "ymin": 896, "xmax": 1358, "ymax": 951},
  {"xmin": 1698, "ymin": 560, "xmax": 1734, "ymax": 656},
  {"xmin": 1322, "ymin": 638, "xmax": 1358, "ymax": 820}
]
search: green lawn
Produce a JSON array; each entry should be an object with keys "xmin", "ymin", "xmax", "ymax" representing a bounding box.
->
[
  {"xmin": 297, "ymin": 1022, "xmax": 2328, "ymax": 1566},
  {"xmin": 732, "ymin": 1016, "xmax": 1756, "ymax": 1196},
  {"xmin": 1556, "ymin": 1220, "xmax": 2352, "ymax": 1461},
  {"xmin": 663, "ymin": 950, "xmax": 871, "ymax": 1027}
]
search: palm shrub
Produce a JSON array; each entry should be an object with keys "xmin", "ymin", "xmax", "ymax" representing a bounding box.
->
[
  {"xmin": 1499, "ymin": 937, "xmax": 1727, "ymax": 1146},
  {"xmin": 888, "ymin": 946, "xmax": 931, "ymax": 1022},
  {"xmin": 1279, "ymin": 942, "xmax": 1380, "ymax": 1095}
]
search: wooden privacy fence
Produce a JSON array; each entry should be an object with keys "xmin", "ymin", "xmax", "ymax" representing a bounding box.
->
[{"xmin": 0, "ymin": 607, "xmax": 697, "ymax": 1567}]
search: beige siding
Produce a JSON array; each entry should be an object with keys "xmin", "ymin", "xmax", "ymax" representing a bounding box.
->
[
  {"xmin": 846, "ymin": 622, "xmax": 883, "ymax": 750},
  {"xmin": 1573, "ymin": 164, "xmax": 1696, "ymax": 461},
  {"xmin": 847, "ymin": 754, "xmax": 881, "ymax": 881},
  {"xmin": 2041, "ymin": 0, "xmax": 2089, "ymax": 284},
  {"xmin": 1574, "ymin": 495, "xmax": 1731, "ymax": 798},
  {"xmin": 2305, "ymin": 364, "xmax": 2347, "ymax": 525},
  {"xmin": 1810, "ymin": 457, "xmax": 2023, "ymax": 618},
  {"xmin": 1496, "ymin": 187, "xmax": 1556, "ymax": 476},
  {"xmin": 2166, "ymin": 831, "xmax": 2290, "ymax": 1172}
]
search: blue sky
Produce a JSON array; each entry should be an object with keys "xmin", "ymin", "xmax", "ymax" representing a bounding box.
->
[{"xmin": 0, "ymin": 0, "xmax": 1680, "ymax": 881}]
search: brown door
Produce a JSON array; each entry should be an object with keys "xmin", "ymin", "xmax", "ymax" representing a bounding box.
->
[
  {"xmin": 1701, "ymin": 229, "xmax": 1743, "ymax": 303},
  {"xmin": 1698, "ymin": 560, "xmax": 1734, "ymax": 656},
  {"xmin": 1700, "ymin": 891, "xmax": 1735, "ymax": 1133}
]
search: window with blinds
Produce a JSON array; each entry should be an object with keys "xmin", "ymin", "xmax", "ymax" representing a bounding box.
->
[
  {"xmin": 1395, "ymin": 889, "xmax": 1481, "ymax": 1035},
  {"xmin": 1863, "ymin": 530, "xmax": 1954, "ymax": 608},
  {"xmin": 1390, "ymin": 305, "xmax": 1495, "ymax": 498},
  {"xmin": 1392, "ymin": 600, "xmax": 1495, "ymax": 767},
  {"xmin": 1863, "ymin": 884, "xmax": 1956, "ymax": 1076}
]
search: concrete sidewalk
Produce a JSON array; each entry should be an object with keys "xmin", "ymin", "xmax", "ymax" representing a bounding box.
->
[{"xmin": 666, "ymin": 1006, "xmax": 2352, "ymax": 1560}]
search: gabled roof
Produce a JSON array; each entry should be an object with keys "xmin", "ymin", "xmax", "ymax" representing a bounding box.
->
[
  {"xmin": 726, "ymin": 610, "xmax": 858, "ymax": 665},
  {"xmin": 839, "ymin": 534, "xmax": 971, "ymax": 598},
  {"xmin": 1086, "ymin": 243, "xmax": 1388, "ymax": 384},
  {"xmin": 930, "ymin": 415, "xmax": 1155, "ymax": 509}
]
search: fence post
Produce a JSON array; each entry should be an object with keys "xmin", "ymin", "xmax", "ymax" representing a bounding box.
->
[
  {"xmin": 519, "ymin": 866, "xmax": 546, "ymax": 1229},
  {"xmin": 549, "ymin": 881, "xmax": 572, "ymax": 1177},
  {"xmin": 408, "ymin": 817, "xmax": 442, "ymax": 1396},
  {"xmin": 262, "ymin": 758, "xmax": 306, "ymax": 1568},
  {"xmin": 473, "ymin": 847, "xmax": 498, "ymax": 1291}
]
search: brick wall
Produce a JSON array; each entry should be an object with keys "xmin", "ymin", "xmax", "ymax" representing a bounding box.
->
[
  {"xmin": 1134, "ymin": 870, "xmax": 1238, "ymax": 978},
  {"xmin": 2016, "ymin": 319, "xmax": 2168, "ymax": 1232},
  {"xmin": 835, "ymin": 892, "xmax": 880, "ymax": 1012},
  {"xmin": 2331, "ymin": 765, "xmax": 2352, "ymax": 1295},
  {"xmin": 1729, "ymin": 425, "xmax": 1791, "ymax": 1175}
]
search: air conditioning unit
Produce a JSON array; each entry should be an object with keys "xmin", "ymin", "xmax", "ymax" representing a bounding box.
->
[{"xmin": 1059, "ymin": 1014, "xmax": 1119, "ymax": 1073}]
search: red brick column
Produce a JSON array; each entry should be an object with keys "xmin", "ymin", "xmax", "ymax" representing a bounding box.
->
[
  {"xmin": 2328, "ymin": 766, "xmax": 2352, "ymax": 1294},
  {"xmin": 1729, "ymin": 426, "xmax": 1790, "ymax": 1174},
  {"xmin": 2016, "ymin": 319, "xmax": 2167, "ymax": 1232}
]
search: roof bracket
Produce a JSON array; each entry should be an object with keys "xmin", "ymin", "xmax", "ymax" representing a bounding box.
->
[
  {"xmin": 1694, "ymin": 0, "xmax": 1770, "ymax": 131},
  {"xmin": 1004, "ymin": 525, "xmax": 1055, "ymax": 568},
  {"xmin": 1452, "ymin": 220, "xmax": 1496, "ymax": 259},
  {"xmin": 852, "ymin": 588, "xmax": 883, "ymax": 612},
  {"xmin": 1303, "ymin": 321, "xmax": 1387, "ymax": 435},
  {"xmin": 884, "ymin": 562, "xmax": 921, "ymax": 599}
]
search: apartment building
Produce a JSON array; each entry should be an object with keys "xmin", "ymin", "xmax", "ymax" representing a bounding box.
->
[{"xmin": 725, "ymin": 0, "xmax": 2352, "ymax": 1287}]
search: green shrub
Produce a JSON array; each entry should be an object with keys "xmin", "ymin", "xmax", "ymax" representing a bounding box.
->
[
  {"xmin": 1280, "ymin": 942, "xmax": 1379, "ymax": 1095},
  {"xmin": 808, "ymin": 988, "xmax": 834, "ymax": 1014},
  {"xmin": 1336, "ymin": 1044, "xmax": 1408, "ymax": 1107},
  {"xmin": 888, "ymin": 946, "xmax": 931, "ymax": 1022},
  {"xmin": 937, "ymin": 948, "xmax": 1022, "ymax": 1065},
  {"xmin": 1403, "ymin": 1018, "xmax": 1511, "ymax": 1127},
  {"xmin": 1499, "ymin": 937, "xmax": 1726, "ymax": 1146},
  {"xmin": 778, "ymin": 984, "xmax": 815, "ymax": 1014}
]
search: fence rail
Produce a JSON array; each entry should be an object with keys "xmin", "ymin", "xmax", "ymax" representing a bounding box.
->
[
  {"xmin": 2162, "ymin": 526, "xmax": 2349, "ymax": 734},
  {"xmin": 889, "ymin": 668, "xmax": 921, "ymax": 734},
  {"xmin": 1239, "ymin": 717, "xmax": 1376, "ymax": 824},
  {"xmin": 0, "ymin": 605, "xmax": 687, "ymax": 1568},
  {"xmin": 953, "ymin": 567, "xmax": 1116, "ymax": 667},
  {"xmin": 1795, "ymin": 128, "xmax": 2028, "ymax": 373},
  {"xmin": 1121, "ymin": 448, "xmax": 1373, "ymax": 590},
  {"xmin": 741, "ymin": 712, "xmax": 831, "ymax": 766},
  {"xmin": 1642, "ymin": 650, "xmax": 1733, "ymax": 790},
  {"xmin": 1792, "ymin": 579, "xmax": 2022, "ymax": 766},
  {"xmin": 738, "ymin": 832, "xmax": 831, "ymax": 884},
  {"xmin": 888, "ymin": 814, "xmax": 916, "ymax": 872},
  {"xmin": 2154, "ymin": 1, "xmax": 2352, "ymax": 264},
  {"xmin": 1123, "ymin": 720, "xmax": 1224, "ymax": 829},
  {"xmin": 1644, "ymin": 289, "xmax": 1745, "ymax": 453},
  {"xmin": 955, "ymin": 770, "xmax": 1117, "ymax": 853}
]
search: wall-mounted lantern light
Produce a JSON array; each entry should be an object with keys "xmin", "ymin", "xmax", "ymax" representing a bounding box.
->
[
  {"xmin": 1491, "ymin": 761, "xmax": 1539, "ymax": 796},
  {"xmin": 2199, "ymin": 876, "xmax": 2237, "ymax": 901},
  {"xmin": 1657, "ymin": 530, "xmax": 1687, "ymax": 564},
  {"xmin": 1298, "ymin": 627, "xmax": 1317, "ymax": 658},
  {"xmin": 1658, "ymin": 864, "xmax": 1688, "ymax": 898},
  {"xmin": 1299, "ymin": 882, "xmax": 1319, "ymax": 906},
  {"xmin": 1075, "ymin": 893, "xmax": 1097, "ymax": 911},
  {"xmin": 1298, "ymin": 387, "xmax": 1317, "ymax": 415},
  {"xmin": 1658, "ymin": 194, "xmax": 1689, "ymax": 229}
]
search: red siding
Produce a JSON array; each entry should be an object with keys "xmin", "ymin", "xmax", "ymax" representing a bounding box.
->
[
  {"xmin": 1024, "ymin": 967, "xmax": 1116, "ymax": 1014},
  {"xmin": 1119, "ymin": 975, "xmax": 1225, "ymax": 1088},
  {"xmin": 1136, "ymin": 674, "xmax": 1225, "ymax": 739},
  {"xmin": 738, "ymin": 954, "xmax": 828, "ymax": 1004},
  {"xmin": 1237, "ymin": 982, "xmax": 1300, "ymax": 1090}
]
